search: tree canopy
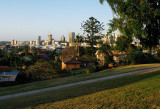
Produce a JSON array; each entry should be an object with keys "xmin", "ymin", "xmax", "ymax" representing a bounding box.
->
[
  {"xmin": 100, "ymin": 0, "xmax": 160, "ymax": 53},
  {"xmin": 81, "ymin": 17, "xmax": 104, "ymax": 56}
]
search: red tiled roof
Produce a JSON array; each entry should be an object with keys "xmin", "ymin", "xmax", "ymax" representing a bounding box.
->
[
  {"xmin": 65, "ymin": 58, "xmax": 81, "ymax": 64},
  {"xmin": 62, "ymin": 46, "xmax": 76, "ymax": 57},
  {"xmin": 62, "ymin": 57, "xmax": 81, "ymax": 64},
  {"xmin": 0, "ymin": 66, "xmax": 10, "ymax": 73}
]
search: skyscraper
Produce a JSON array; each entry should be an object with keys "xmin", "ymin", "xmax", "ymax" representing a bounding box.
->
[
  {"xmin": 48, "ymin": 34, "xmax": 52, "ymax": 42},
  {"xmin": 37, "ymin": 36, "xmax": 41, "ymax": 46},
  {"xmin": 11, "ymin": 39, "xmax": 14, "ymax": 45},
  {"xmin": 69, "ymin": 32, "xmax": 75, "ymax": 43},
  {"xmin": 61, "ymin": 35, "xmax": 65, "ymax": 42}
]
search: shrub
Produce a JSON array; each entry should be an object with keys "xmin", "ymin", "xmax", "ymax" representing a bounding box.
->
[
  {"xmin": 96, "ymin": 65, "xmax": 104, "ymax": 72},
  {"xmin": 85, "ymin": 66, "xmax": 96, "ymax": 74},
  {"xmin": 16, "ymin": 71, "xmax": 28, "ymax": 84},
  {"xmin": 112, "ymin": 61, "xmax": 117, "ymax": 67},
  {"xmin": 59, "ymin": 69, "xmax": 71, "ymax": 77},
  {"xmin": 126, "ymin": 51, "xmax": 157, "ymax": 65}
]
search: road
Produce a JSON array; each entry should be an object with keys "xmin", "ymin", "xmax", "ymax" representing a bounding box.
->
[{"xmin": 0, "ymin": 67, "xmax": 160, "ymax": 100}]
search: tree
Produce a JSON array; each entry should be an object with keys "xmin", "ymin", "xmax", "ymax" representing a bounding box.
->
[
  {"xmin": 74, "ymin": 35, "xmax": 84, "ymax": 46},
  {"xmin": 23, "ymin": 45, "xmax": 29, "ymax": 56},
  {"xmin": 81, "ymin": 17, "xmax": 104, "ymax": 56},
  {"xmin": 115, "ymin": 35, "xmax": 133, "ymax": 52},
  {"xmin": 98, "ymin": 42, "xmax": 112, "ymax": 66},
  {"xmin": 100, "ymin": 0, "xmax": 160, "ymax": 53},
  {"xmin": 25, "ymin": 61, "xmax": 58, "ymax": 81}
]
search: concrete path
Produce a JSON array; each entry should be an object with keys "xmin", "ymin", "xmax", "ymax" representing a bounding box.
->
[{"xmin": 0, "ymin": 67, "xmax": 160, "ymax": 100}]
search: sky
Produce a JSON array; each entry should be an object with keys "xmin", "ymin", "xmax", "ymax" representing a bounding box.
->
[{"xmin": 0, "ymin": 0, "xmax": 113, "ymax": 41}]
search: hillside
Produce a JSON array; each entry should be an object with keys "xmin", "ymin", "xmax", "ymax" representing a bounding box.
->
[
  {"xmin": 41, "ymin": 71, "xmax": 160, "ymax": 109},
  {"xmin": 0, "ymin": 66, "xmax": 160, "ymax": 109}
]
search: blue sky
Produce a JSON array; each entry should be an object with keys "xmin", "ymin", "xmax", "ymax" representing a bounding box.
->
[{"xmin": 0, "ymin": 0, "xmax": 113, "ymax": 41}]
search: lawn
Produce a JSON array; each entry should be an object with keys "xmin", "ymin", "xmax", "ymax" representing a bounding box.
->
[
  {"xmin": 0, "ymin": 66, "xmax": 160, "ymax": 109},
  {"xmin": 0, "ymin": 64, "xmax": 160, "ymax": 96}
]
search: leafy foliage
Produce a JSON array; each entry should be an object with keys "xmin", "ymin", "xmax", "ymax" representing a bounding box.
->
[
  {"xmin": 98, "ymin": 42, "xmax": 113, "ymax": 66},
  {"xmin": 81, "ymin": 17, "xmax": 104, "ymax": 56},
  {"xmin": 115, "ymin": 35, "xmax": 133, "ymax": 52},
  {"xmin": 25, "ymin": 61, "xmax": 58, "ymax": 81},
  {"xmin": 100, "ymin": 0, "xmax": 160, "ymax": 53}
]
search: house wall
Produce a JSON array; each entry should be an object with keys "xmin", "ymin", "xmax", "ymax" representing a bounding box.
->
[
  {"xmin": 113, "ymin": 54, "xmax": 126, "ymax": 62},
  {"xmin": 0, "ymin": 76, "xmax": 16, "ymax": 82},
  {"xmin": 67, "ymin": 64, "xmax": 80, "ymax": 69},
  {"xmin": 61, "ymin": 62, "xmax": 80, "ymax": 70}
]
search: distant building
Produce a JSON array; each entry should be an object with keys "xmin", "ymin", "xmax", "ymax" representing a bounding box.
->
[
  {"xmin": 102, "ymin": 33, "xmax": 119, "ymax": 46},
  {"xmin": 69, "ymin": 32, "xmax": 75, "ymax": 43},
  {"xmin": 52, "ymin": 39, "xmax": 55, "ymax": 45},
  {"xmin": 14, "ymin": 40, "xmax": 17, "ymax": 45},
  {"xmin": 30, "ymin": 41, "xmax": 33, "ymax": 45},
  {"xmin": 11, "ymin": 39, "xmax": 14, "ymax": 45},
  {"xmin": 36, "ymin": 36, "xmax": 41, "ymax": 46},
  {"xmin": 61, "ymin": 35, "xmax": 65, "ymax": 42},
  {"xmin": 48, "ymin": 34, "xmax": 52, "ymax": 44}
]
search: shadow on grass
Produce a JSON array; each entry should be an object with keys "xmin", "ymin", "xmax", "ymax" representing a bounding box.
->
[{"xmin": 1, "ymin": 71, "xmax": 160, "ymax": 109}]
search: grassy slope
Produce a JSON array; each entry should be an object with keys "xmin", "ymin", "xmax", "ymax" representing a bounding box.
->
[
  {"xmin": 0, "ymin": 67, "xmax": 160, "ymax": 109},
  {"xmin": 34, "ymin": 70, "xmax": 160, "ymax": 109},
  {"xmin": 0, "ymin": 64, "xmax": 160, "ymax": 96}
]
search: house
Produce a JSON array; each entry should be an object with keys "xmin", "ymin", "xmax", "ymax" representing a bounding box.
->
[
  {"xmin": 96, "ymin": 50, "xmax": 126, "ymax": 64},
  {"xmin": 0, "ymin": 70, "xmax": 20, "ymax": 82},
  {"xmin": 61, "ymin": 56, "xmax": 96, "ymax": 70},
  {"xmin": 112, "ymin": 51, "xmax": 126, "ymax": 63},
  {"xmin": 61, "ymin": 57, "xmax": 81, "ymax": 70},
  {"xmin": 0, "ymin": 66, "xmax": 10, "ymax": 74},
  {"xmin": 61, "ymin": 46, "xmax": 96, "ymax": 70}
]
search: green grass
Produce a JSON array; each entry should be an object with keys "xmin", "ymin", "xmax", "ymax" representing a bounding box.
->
[
  {"xmin": 47, "ymin": 71, "xmax": 160, "ymax": 109},
  {"xmin": 0, "ymin": 67, "xmax": 160, "ymax": 109},
  {"xmin": 0, "ymin": 63, "xmax": 160, "ymax": 96}
]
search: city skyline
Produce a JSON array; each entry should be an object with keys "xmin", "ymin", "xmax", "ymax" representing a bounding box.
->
[{"xmin": 0, "ymin": 0, "xmax": 113, "ymax": 41}]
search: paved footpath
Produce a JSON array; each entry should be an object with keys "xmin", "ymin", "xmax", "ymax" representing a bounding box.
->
[{"xmin": 1, "ymin": 67, "xmax": 160, "ymax": 100}]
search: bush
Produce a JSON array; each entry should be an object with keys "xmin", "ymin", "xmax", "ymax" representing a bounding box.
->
[
  {"xmin": 85, "ymin": 66, "xmax": 96, "ymax": 74},
  {"xmin": 126, "ymin": 51, "xmax": 157, "ymax": 65},
  {"xmin": 59, "ymin": 69, "xmax": 71, "ymax": 77},
  {"xmin": 112, "ymin": 61, "xmax": 117, "ymax": 67},
  {"xmin": 96, "ymin": 65, "xmax": 104, "ymax": 72},
  {"xmin": 16, "ymin": 71, "xmax": 28, "ymax": 84}
]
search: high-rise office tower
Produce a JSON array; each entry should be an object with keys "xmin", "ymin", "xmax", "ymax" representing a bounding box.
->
[
  {"xmin": 14, "ymin": 40, "xmax": 17, "ymax": 45},
  {"xmin": 61, "ymin": 35, "xmax": 65, "ymax": 42},
  {"xmin": 37, "ymin": 36, "xmax": 41, "ymax": 46},
  {"xmin": 30, "ymin": 41, "xmax": 33, "ymax": 45},
  {"xmin": 11, "ymin": 39, "xmax": 14, "ymax": 45},
  {"xmin": 48, "ymin": 34, "xmax": 52, "ymax": 42},
  {"xmin": 69, "ymin": 32, "xmax": 75, "ymax": 43}
]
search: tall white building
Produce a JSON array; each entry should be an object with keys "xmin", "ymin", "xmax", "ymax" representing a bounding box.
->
[
  {"xmin": 30, "ymin": 41, "xmax": 33, "ymax": 45},
  {"xmin": 14, "ymin": 40, "xmax": 17, "ymax": 45}
]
